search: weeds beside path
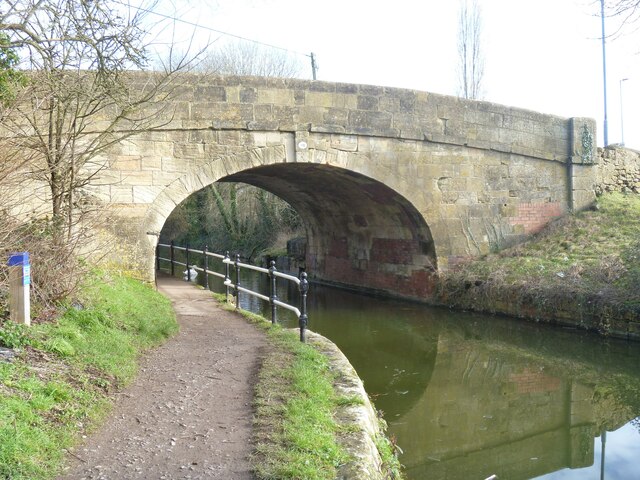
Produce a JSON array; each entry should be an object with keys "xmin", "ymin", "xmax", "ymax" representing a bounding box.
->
[{"xmin": 58, "ymin": 275, "xmax": 269, "ymax": 479}]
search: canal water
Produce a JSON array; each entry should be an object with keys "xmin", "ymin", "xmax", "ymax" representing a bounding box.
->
[{"xmin": 189, "ymin": 265, "xmax": 640, "ymax": 480}]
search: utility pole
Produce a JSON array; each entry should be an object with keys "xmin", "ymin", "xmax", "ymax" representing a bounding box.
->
[
  {"xmin": 310, "ymin": 52, "xmax": 317, "ymax": 80},
  {"xmin": 601, "ymin": 0, "xmax": 609, "ymax": 146}
]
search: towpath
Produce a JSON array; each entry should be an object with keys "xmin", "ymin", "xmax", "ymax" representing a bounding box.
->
[{"xmin": 58, "ymin": 275, "xmax": 267, "ymax": 479}]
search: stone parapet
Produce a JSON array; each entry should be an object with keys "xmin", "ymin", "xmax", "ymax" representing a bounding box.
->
[{"xmin": 125, "ymin": 72, "xmax": 578, "ymax": 164}]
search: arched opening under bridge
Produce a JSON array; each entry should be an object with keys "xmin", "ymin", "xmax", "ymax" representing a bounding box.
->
[{"xmin": 207, "ymin": 163, "xmax": 438, "ymax": 299}]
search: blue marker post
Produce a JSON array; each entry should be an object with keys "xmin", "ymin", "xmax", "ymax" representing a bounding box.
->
[{"xmin": 7, "ymin": 252, "xmax": 31, "ymax": 326}]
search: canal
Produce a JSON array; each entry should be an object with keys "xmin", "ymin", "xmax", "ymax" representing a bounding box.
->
[{"xmin": 190, "ymin": 265, "xmax": 640, "ymax": 480}]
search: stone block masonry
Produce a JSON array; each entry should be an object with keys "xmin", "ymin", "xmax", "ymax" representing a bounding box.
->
[
  {"xmin": 98, "ymin": 74, "xmax": 599, "ymax": 300},
  {"xmin": 2, "ymin": 73, "xmax": 601, "ymax": 302}
]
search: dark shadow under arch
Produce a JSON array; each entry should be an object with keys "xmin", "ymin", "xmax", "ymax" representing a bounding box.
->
[{"xmin": 222, "ymin": 163, "xmax": 437, "ymax": 300}]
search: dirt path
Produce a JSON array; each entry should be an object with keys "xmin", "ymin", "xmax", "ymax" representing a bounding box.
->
[{"xmin": 58, "ymin": 275, "xmax": 268, "ymax": 480}]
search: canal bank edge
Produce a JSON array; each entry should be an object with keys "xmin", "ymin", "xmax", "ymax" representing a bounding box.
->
[
  {"xmin": 437, "ymin": 284, "xmax": 640, "ymax": 341},
  {"xmin": 304, "ymin": 331, "xmax": 393, "ymax": 480}
]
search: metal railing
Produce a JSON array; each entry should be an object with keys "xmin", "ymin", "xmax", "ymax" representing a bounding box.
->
[{"xmin": 156, "ymin": 241, "xmax": 309, "ymax": 342}]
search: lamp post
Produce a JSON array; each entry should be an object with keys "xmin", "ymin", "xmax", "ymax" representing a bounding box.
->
[
  {"xmin": 620, "ymin": 78, "xmax": 628, "ymax": 146},
  {"xmin": 601, "ymin": 0, "xmax": 609, "ymax": 146},
  {"xmin": 600, "ymin": 429, "xmax": 607, "ymax": 480}
]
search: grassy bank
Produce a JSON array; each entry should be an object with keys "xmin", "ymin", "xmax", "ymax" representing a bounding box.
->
[
  {"xmin": 438, "ymin": 192, "xmax": 640, "ymax": 335},
  {"xmin": 0, "ymin": 271, "xmax": 177, "ymax": 479},
  {"xmin": 213, "ymin": 294, "xmax": 402, "ymax": 479}
]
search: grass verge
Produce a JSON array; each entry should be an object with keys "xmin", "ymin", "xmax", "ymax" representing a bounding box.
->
[
  {"xmin": 0, "ymin": 270, "xmax": 177, "ymax": 479},
  {"xmin": 212, "ymin": 293, "xmax": 402, "ymax": 479},
  {"xmin": 438, "ymin": 192, "xmax": 640, "ymax": 334}
]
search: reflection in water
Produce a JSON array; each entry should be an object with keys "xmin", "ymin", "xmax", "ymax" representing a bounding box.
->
[{"xmin": 199, "ymin": 269, "xmax": 640, "ymax": 480}]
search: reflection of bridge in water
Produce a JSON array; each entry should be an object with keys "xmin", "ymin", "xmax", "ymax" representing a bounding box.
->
[
  {"xmin": 392, "ymin": 326, "xmax": 637, "ymax": 479},
  {"xmin": 395, "ymin": 336, "xmax": 611, "ymax": 479},
  {"xmin": 292, "ymin": 284, "xmax": 640, "ymax": 480}
]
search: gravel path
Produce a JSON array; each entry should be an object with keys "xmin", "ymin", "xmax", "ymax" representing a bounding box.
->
[{"xmin": 58, "ymin": 275, "xmax": 268, "ymax": 480}]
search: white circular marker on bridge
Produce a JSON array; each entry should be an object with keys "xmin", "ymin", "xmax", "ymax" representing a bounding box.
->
[{"xmin": 297, "ymin": 141, "xmax": 308, "ymax": 149}]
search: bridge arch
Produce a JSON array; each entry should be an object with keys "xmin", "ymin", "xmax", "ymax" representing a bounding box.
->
[{"xmin": 143, "ymin": 143, "xmax": 439, "ymax": 299}]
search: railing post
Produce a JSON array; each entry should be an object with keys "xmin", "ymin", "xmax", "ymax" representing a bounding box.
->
[
  {"xmin": 269, "ymin": 260, "xmax": 277, "ymax": 324},
  {"xmin": 298, "ymin": 272, "xmax": 309, "ymax": 342},
  {"xmin": 234, "ymin": 253, "xmax": 241, "ymax": 310},
  {"xmin": 203, "ymin": 245, "xmax": 209, "ymax": 290},
  {"xmin": 170, "ymin": 240, "xmax": 175, "ymax": 276},
  {"xmin": 186, "ymin": 243, "xmax": 191, "ymax": 282},
  {"xmin": 224, "ymin": 251, "xmax": 230, "ymax": 303},
  {"xmin": 155, "ymin": 243, "xmax": 160, "ymax": 272}
]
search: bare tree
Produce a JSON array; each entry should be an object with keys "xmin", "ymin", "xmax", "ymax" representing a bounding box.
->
[
  {"xmin": 456, "ymin": 0, "xmax": 485, "ymax": 100},
  {"xmin": 199, "ymin": 40, "xmax": 303, "ymax": 78},
  {"xmin": 0, "ymin": 0, "xmax": 207, "ymax": 311},
  {"xmin": 0, "ymin": 0, "xmax": 194, "ymax": 244},
  {"xmin": 606, "ymin": 0, "xmax": 640, "ymax": 17},
  {"xmin": 600, "ymin": 0, "xmax": 640, "ymax": 36}
]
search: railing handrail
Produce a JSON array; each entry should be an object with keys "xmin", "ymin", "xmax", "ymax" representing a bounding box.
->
[
  {"xmin": 206, "ymin": 251, "xmax": 226, "ymax": 260},
  {"xmin": 273, "ymin": 270, "xmax": 301, "ymax": 285},
  {"xmin": 158, "ymin": 243, "xmax": 225, "ymax": 261},
  {"xmin": 155, "ymin": 242, "xmax": 309, "ymax": 342},
  {"xmin": 223, "ymin": 257, "xmax": 269, "ymax": 275}
]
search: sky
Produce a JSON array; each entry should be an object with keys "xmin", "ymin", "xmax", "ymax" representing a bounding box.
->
[
  {"xmin": 140, "ymin": 0, "xmax": 640, "ymax": 150},
  {"xmin": 535, "ymin": 422, "xmax": 640, "ymax": 479}
]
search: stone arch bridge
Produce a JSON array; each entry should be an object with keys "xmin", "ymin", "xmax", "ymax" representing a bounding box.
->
[{"xmin": 90, "ymin": 74, "xmax": 597, "ymax": 301}]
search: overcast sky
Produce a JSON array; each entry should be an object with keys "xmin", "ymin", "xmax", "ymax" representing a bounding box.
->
[{"xmin": 143, "ymin": 0, "xmax": 640, "ymax": 150}]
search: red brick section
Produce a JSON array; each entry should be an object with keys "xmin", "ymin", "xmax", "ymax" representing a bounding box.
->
[
  {"xmin": 510, "ymin": 201, "xmax": 564, "ymax": 234},
  {"xmin": 370, "ymin": 238, "xmax": 416, "ymax": 264},
  {"xmin": 321, "ymin": 237, "xmax": 436, "ymax": 298},
  {"xmin": 323, "ymin": 258, "xmax": 436, "ymax": 298},
  {"xmin": 328, "ymin": 237, "xmax": 348, "ymax": 258},
  {"xmin": 509, "ymin": 368, "xmax": 562, "ymax": 394}
]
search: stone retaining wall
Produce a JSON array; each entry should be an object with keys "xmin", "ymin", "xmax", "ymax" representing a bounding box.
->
[{"xmin": 596, "ymin": 146, "xmax": 640, "ymax": 194}]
